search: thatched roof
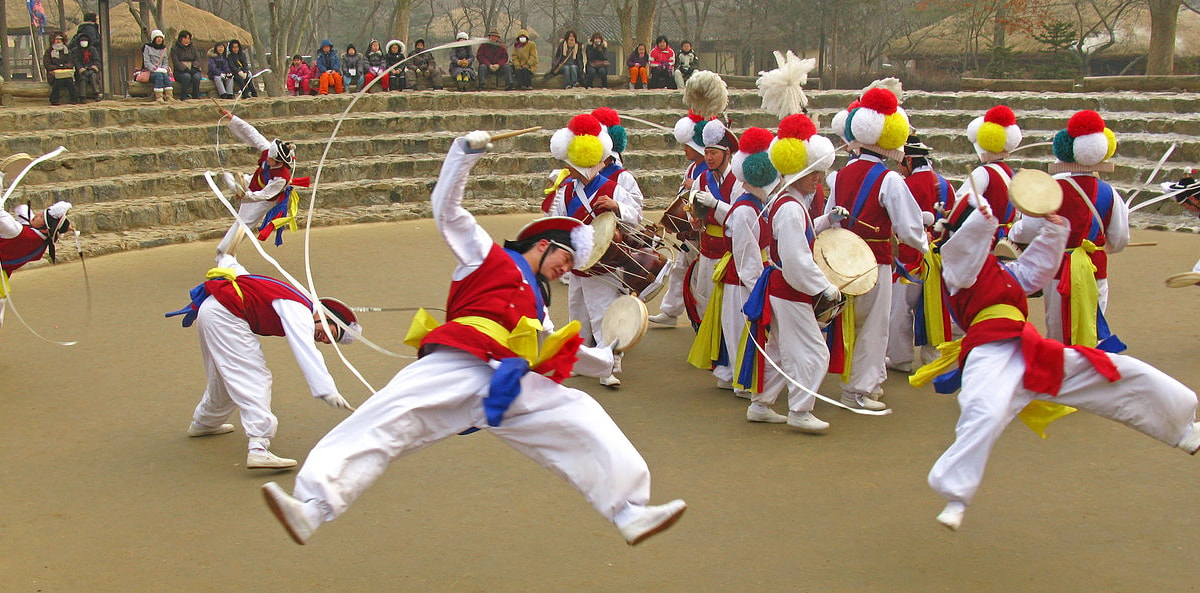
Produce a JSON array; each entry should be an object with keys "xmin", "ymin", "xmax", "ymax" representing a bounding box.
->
[
  {"xmin": 891, "ymin": 4, "xmax": 1200, "ymax": 59},
  {"xmin": 4, "ymin": 0, "xmax": 84, "ymax": 36},
  {"xmin": 108, "ymin": 0, "xmax": 252, "ymax": 53},
  {"xmin": 422, "ymin": 9, "xmax": 537, "ymax": 42}
]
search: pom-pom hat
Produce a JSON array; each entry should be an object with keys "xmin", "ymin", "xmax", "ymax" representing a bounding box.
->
[
  {"xmin": 550, "ymin": 113, "xmax": 613, "ymax": 178},
  {"xmin": 839, "ymin": 86, "xmax": 910, "ymax": 161},
  {"xmin": 1050, "ymin": 110, "xmax": 1117, "ymax": 173},
  {"xmin": 731, "ymin": 127, "xmax": 779, "ymax": 190},
  {"xmin": 696, "ymin": 118, "xmax": 738, "ymax": 153},
  {"xmin": 771, "ymin": 114, "xmax": 837, "ymax": 188},
  {"xmin": 591, "ymin": 107, "xmax": 628, "ymax": 155},
  {"xmin": 673, "ymin": 110, "xmax": 708, "ymax": 153},
  {"xmin": 515, "ymin": 216, "xmax": 596, "ymax": 271},
  {"xmin": 966, "ymin": 105, "xmax": 1021, "ymax": 162}
]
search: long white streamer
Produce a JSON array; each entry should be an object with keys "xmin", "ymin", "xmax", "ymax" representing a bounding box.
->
[
  {"xmin": 746, "ymin": 331, "xmax": 892, "ymax": 416},
  {"xmin": 1125, "ymin": 142, "xmax": 1177, "ymax": 207}
]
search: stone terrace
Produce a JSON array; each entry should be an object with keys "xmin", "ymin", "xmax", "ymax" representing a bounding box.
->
[{"xmin": 1, "ymin": 88, "xmax": 1197, "ymax": 260}]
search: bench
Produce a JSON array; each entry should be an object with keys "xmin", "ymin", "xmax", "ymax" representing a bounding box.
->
[
  {"xmin": 128, "ymin": 78, "xmax": 219, "ymax": 98},
  {"xmin": 0, "ymin": 79, "xmax": 51, "ymax": 105}
]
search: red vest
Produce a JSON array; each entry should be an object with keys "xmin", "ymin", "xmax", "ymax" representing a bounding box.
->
[
  {"xmin": 766, "ymin": 196, "xmax": 816, "ymax": 304},
  {"xmin": 420, "ymin": 244, "xmax": 541, "ymax": 362},
  {"xmin": 947, "ymin": 254, "xmax": 1029, "ymax": 360},
  {"xmin": 720, "ymin": 195, "xmax": 768, "ymax": 286},
  {"xmin": 250, "ymin": 150, "xmax": 293, "ymax": 194},
  {"xmin": 699, "ymin": 168, "xmax": 737, "ymax": 259},
  {"xmin": 1056, "ymin": 175, "xmax": 1112, "ymax": 279},
  {"xmin": 207, "ymin": 274, "xmax": 313, "ymax": 337},
  {"xmin": 981, "ymin": 162, "xmax": 1015, "ymax": 226},
  {"xmin": 0, "ymin": 226, "xmax": 48, "ymax": 275},
  {"xmin": 833, "ymin": 159, "xmax": 895, "ymax": 264}
]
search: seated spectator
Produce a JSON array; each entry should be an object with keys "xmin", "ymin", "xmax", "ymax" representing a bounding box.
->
[
  {"xmin": 583, "ymin": 32, "xmax": 609, "ymax": 89},
  {"xmin": 170, "ymin": 30, "xmax": 203, "ymax": 100},
  {"xmin": 510, "ymin": 29, "xmax": 537, "ymax": 90},
  {"xmin": 342, "ymin": 44, "xmax": 364, "ymax": 91},
  {"xmin": 142, "ymin": 30, "xmax": 172, "ymax": 102},
  {"xmin": 228, "ymin": 39, "xmax": 258, "ymax": 98},
  {"xmin": 315, "ymin": 39, "xmax": 344, "ymax": 94},
  {"xmin": 407, "ymin": 38, "xmax": 441, "ymax": 90},
  {"xmin": 385, "ymin": 40, "xmax": 407, "ymax": 91},
  {"xmin": 627, "ymin": 43, "xmax": 649, "ymax": 90},
  {"xmin": 364, "ymin": 39, "xmax": 388, "ymax": 91},
  {"xmin": 551, "ymin": 30, "xmax": 582, "ymax": 88},
  {"xmin": 45, "ymin": 31, "xmax": 78, "ymax": 105},
  {"xmin": 648, "ymin": 35, "xmax": 675, "ymax": 89},
  {"xmin": 71, "ymin": 32, "xmax": 102, "ymax": 102},
  {"xmin": 208, "ymin": 42, "xmax": 236, "ymax": 99},
  {"xmin": 477, "ymin": 30, "xmax": 514, "ymax": 90},
  {"xmin": 674, "ymin": 40, "xmax": 700, "ymax": 88},
  {"xmin": 449, "ymin": 32, "xmax": 476, "ymax": 92},
  {"xmin": 286, "ymin": 54, "xmax": 312, "ymax": 96},
  {"xmin": 69, "ymin": 12, "xmax": 100, "ymax": 57}
]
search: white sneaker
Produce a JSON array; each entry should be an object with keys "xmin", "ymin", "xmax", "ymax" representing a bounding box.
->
[
  {"xmin": 618, "ymin": 499, "xmax": 687, "ymax": 545},
  {"xmin": 787, "ymin": 412, "xmax": 830, "ymax": 434},
  {"xmin": 262, "ymin": 481, "xmax": 317, "ymax": 544},
  {"xmin": 868, "ymin": 388, "xmax": 885, "ymax": 402},
  {"xmin": 599, "ymin": 374, "xmax": 622, "ymax": 389},
  {"xmin": 937, "ymin": 501, "xmax": 966, "ymax": 531},
  {"xmin": 247, "ymin": 450, "xmax": 297, "ymax": 470},
  {"xmin": 746, "ymin": 406, "xmax": 787, "ymax": 423},
  {"xmin": 1179, "ymin": 421, "xmax": 1200, "ymax": 454},
  {"xmin": 187, "ymin": 422, "xmax": 235, "ymax": 437},
  {"xmin": 648, "ymin": 312, "xmax": 678, "ymax": 327},
  {"xmin": 715, "ymin": 378, "xmax": 734, "ymax": 391},
  {"xmin": 733, "ymin": 390, "xmax": 751, "ymax": 400},
  {"xmin": 841, "ymin": 393, "xmax": 888, "ymax": 411}
]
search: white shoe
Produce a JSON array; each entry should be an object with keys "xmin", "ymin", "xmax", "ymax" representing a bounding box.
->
[
  {"xmin": 247, "ymin": 450, "xmax": 297, "ymax": 470},
  {"xmin": 868, "ymin": 388, "xmax": 885, "ymax": 402},
  {"xmin": 936, "ymin": 501, "xmax": 966, "ymax": 531},
  {"xmin": 787, "ymin": 411, "xmax": 830, "ymax": 434},
  {"xmin": 1179, "ymin": 421, "xmax": 1200, "ymax": 454},
  {"xmin": 733, "ymin": 390, "xmax": 752, "ymax": 400},
  {"xmin": 648, "ymin": 312, "xmax": 678, "ymax": 327},
  {"xmin": 187, "ymin": 422, "xmax": 235, "ymax": 437},
  {"xmin": 262, "ymin": 481, "xmax": 317, "ymax": 544},
  {"xmin": 618, "ymin": 499, "xmax": 687, "ymax": 545},
  {"xmin": 886, "ymin": 361, "xmax": 912, "ymax": 373},
  {"xmin": 841, "ymin": 393, "xmax": 888, "ymax": 411},
  {"xmin": 746, "ymin": 406, "xmax": 787, "ymax": 423},
  {"xmin": 599, "ymin": 374, "xmax": 622, "ymax": 389},
  {"xmin": 715, "ymin": 378, "xmax": 734, "ymax": 391}
]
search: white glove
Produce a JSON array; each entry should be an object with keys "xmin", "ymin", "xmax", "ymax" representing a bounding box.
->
[
  {"xmin": 821, "ymin": 284, "xmax": 842, "ymax": 303},
  {"xmin": 155, "ymin": 67, "xmax": 168, "ymax": 74},
  {"xmin": 221, "ymin": 172, "xmax": 238, "ymax": 194},
  {"xmin": 464, "ymin": 130, "xmax": 493, "ymax": 151},
  {"xmin": 921, "ymin": 211, "xmax": 935, "ymax": 227},
  {"xmin": 320, "ymin": 392, "xmax": 355, "ymax": 411},
  {"xmin": 932, "ymin": 220, "xmax": 946, "ymax": 235},
  {"xmin": 694, "ymin": 190, "xmax": 718, "ymax": 209},
  {"xmin": 829, "ymin": 206, "xmax": 849, "ymax": 222}
]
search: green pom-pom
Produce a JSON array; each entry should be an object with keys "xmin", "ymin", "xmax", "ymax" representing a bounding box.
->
[
  {"xmin": 1052, "ymin": 129, "xmax": 1074, "ymax": 162},
  {"xmin": 609, "ymin": 125, "xmax": 628, "ymax": 154},
  {"xmin": 742, "ymin": 152, "xmax": 778, "ymax": 188}
]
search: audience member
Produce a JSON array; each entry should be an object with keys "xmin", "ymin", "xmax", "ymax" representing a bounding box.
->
[
  {"xmin": 477, "ymin": 30, "xmax": 513, "ymax": 90},
  {"xmin": 648, "ymin": 35, "xmax": 675, "ymax": 89},
  {"xmin": 142, "ymin": 29, "xmax": 172, "ymax": 102},
  {"xmin": 315, "ymin": 39, "xmax": 344, "ymax": 94},
  {"xmin": 342, "ymin": 44, "xmax": 364, "ymax": 91},
  {"xmin": 552, "ymin": 30, "xmax": 582, "ymax": 88},
  {"xmin": 71, "ymin": 32, "xmax": 102, "ymax": 101},
  {"xmin": 228, "ymin": 39, "xmax": 258, "ymax": 98},
  {"xmin": 627, "ymin": 43, "xmax": 649, "ymax": 90},
  {"xmin": 583, "ymin": 32, "xmax": 609, "ymax": 89},
  {"xmin": 449, "ymin": 32, "xmax": 476, "ymax": 91},
  {"xmin": 510, "ymin": 29, "xmax": 537, "ymax": 90},
  {"xmin": 209, "ymin": 42, "xmax": 236, "ymax": 99},
  {"xmin": 385, "ymin": 40, "xmax": 407, "ymax": 91},
  {"xmin": 170, "ymin": 30, "xmax": 203, "ymax": 100},
  {"xmin": 407, "ymin": 39, "xmax": 441, "ymax": 90},
  {"xmin": 286, "ymin": 54, "xmax": 312, "ymax": 96},
  {"xmin": 674, "ymin": 40, "xmax": 699, "ymax": 88},
  {"xmin": 45, "ymin": 31, "xmax": 78, "ymax": 105},
  {"xmin": 364, "ymin": 39, "xmax": 388, "ymax": 90}
]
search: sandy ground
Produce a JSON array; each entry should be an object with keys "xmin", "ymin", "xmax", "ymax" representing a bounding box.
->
[{"xmin": 2, "ymin": 212, "xmax": 1199, "ymax": 592}]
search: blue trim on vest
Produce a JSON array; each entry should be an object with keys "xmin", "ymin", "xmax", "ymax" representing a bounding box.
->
[
  {"xmin": 1087, "ymin": 181, "xmax": 1115, "ymax": 243},
  {"xmin": 565, "ymin": 174, "xmax": 613, "ymax": 219},
  {"xmin": 1, "ymin": 243, "xmax": 47, "ymax": 268},
  {"xmin": 849, "ymin": 162, "xmax": 888, "ymax": 221},
  {"xmin": 504, "ymin": 248, "xmax": 544, "ymax": 322}
]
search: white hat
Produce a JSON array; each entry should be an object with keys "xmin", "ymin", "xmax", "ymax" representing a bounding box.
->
[
  {"xmin": 731, "ymin": 127, "xmax": 779, "ymax": 190},
  {"xmin": 841, "ymin": 86, "xmax": 909, "ymax": 161},
  {"xmin": 673, "ymin": 111, "xmax": 707, "ymax": 153},
  {"xmin": 150, "ymin": 29, "xmax": 164, "ymax": 41},
  {"xmin": 771, "ymin": 114, "xmax": 837, "ymax": 184},
  {"xmin": 456, "ymin": 31, "xmax": 469, "ymax": 40}
]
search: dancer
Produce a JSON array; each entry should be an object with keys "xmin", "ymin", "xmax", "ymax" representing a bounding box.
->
[
  {"xmin": 166, "ymin": 254, "xmax": 360, "ymax": 469},
  {"xmin": 945, "ymin": 105, "xmax": 1022, "ymax": 245},
  {"xmin": 261, "ymin": 131, "xmax": 686, "ymax": 547},
  {"xmin": 0, "ymin": 201, "xmax": 72, "ymax": 327},
  {"xmin": 649, "ymin": 111, "xmax": 709, "ymax": 327}
]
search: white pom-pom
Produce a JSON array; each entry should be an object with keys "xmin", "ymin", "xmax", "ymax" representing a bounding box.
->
[
  {"xmin": 569, "ymin": 223, "xmax": 594, "ymax": 268},
  {"xmin": 701, "ymin": 119, "xmax": 727, "ymax": 148},
  {"xmin": 549, "ymin": 128, "xmax": 573, "ymax": 161},
  {"xmin": 730, "ymin": 150, "xmax": 748, "ymax": 183},
  {"xmin": 47, "ymin": 201, "xmax": 71, "ymax": 219},
  {"xmin": 684, "ymin": 71, "xmax": 729, "ymax": 119},
  {"xmin": 849, "ymin": 109, "xmax": 885, "ymax": 145},
  {"xmin": 829, "ymin": 110, "xmax": 850, "ymax": 141},
  {"xmin": 674, "ymin": 116, "xmax": 696, "ymax": 145},
  {"xmin": 1004, "ymin": 125, "xmax": 1022, "ymax": 152},
  {"xmin": 863, "ymin": 77, "xmax": 904, "ymax": 103},
  {"xmin": 1073, "ymin": 132, "xmax": 1109, "ymax": 166},
  {"xmin": 599, "ymin": 128, "xmax": 614, "ymax": 161},
  {"xmin": 807, "ymin": 135, "xmax": 837, "ymax": 172},
  {"xmin": 966, "ymin": 115, "xmax": 984, "ymax": 144}
]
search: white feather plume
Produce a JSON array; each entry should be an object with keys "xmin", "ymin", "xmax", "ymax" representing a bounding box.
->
[
  {"xmin": 756, "ymin": 50, "xmax": 817, "ymax": 119},
  {"xmin": 863, "ymin": 77, "xmax": 904, "ymax": 104},
  {"xmin": 684, "ymin": 71, "xmax": 729, "ymax": 119}
]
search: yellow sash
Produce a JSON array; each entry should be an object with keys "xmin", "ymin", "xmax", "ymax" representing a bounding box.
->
[
  {"xmin": 205, "ymin": 267, "xmax": 243, "ymax": 300},
  {"xmin": 1067, "ymin": 239, "xmax": 1102, "ymax": 348},
  {"xmin": 544, "ymin": 168, "xmax": 571, "ymax": 199},
  {"xmin": 921, "ymin": 251, "xmax": 949, "ymax": 348},
  {"xmin": 705, "ymin": 224, "xmax": 725, "ymax": 238},
  {"xmin": 839, "ymin": 296, "xmax": 856, "ymax": 382},
  {"xmin": 404, "ymin": 307, "xmax": 580, "ymax": 368},
  {"xmin": 687, "ymin": 253, "xmax": 731, "ymax": 369},
  {"xmin": 0, "ymin": 269, "xmax": 8, "ymax": 299}
]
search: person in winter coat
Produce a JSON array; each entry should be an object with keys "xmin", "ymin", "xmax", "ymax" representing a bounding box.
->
[
  {"xmin": 228, "ymin": 39, "xmax": 258, "ymax": 98},
  {"xmin": 551, "ymin": 30, "xmax": 582, "ymax": 88},
  {"xmin": 673, "ymin": 40, "xmax": 699, "ymax": 88},
  {"xmin": 384, "ymin": 40, "xmax": 407, "ymax": 91},
  {"xmin": 208, "ymin": 42, "xmax": 235, "ymax": 99},
  {"xmin": 170, "ymin": 30, "xmax": 204, "ymax": 100},
  {"xmin": 341, "ymin": 44, "xmax": 364, "ymax": 90},
  {"xmin": 626, "ymin": 43, "xmax": 649, "ymax": 90},
  {"xmin": 142, "ymin": 29, "xmax": 172, "ymax": 102},
  {"xmin": 449, "ymin": 32, "xmax": 476, "ymax": 91},
  {"xmin": 648, "ymin": 35, "xmax": 675, "ymax": 89},
  {"xmin": 45, "ymin": 31, "xmax": 78, "ymax": 105},
  {"xmin": 71, "ymin": 32, "xmax": 102, "ymax": 101},
  {"xmin": 364, "ymin": 39, "xmax": 388, "ymax": 91},
  {"xmin": 315, "ymin": 39, "xmax": 344, "ymax": 94},
  {"xmin": 510, "ymin": 29, "xmax": 537, "ymax": 90},
  {"xmin": 476, "ymin": 30, "xmax": 513, "ymax": 90},
  {"xmin": 407, "ymin": 38, "xmax": 441, "ymax": 90},
  {"xmin": 286, "ymin": 54, "xmax": 312, "ymax": 96},
  {"xmin": 583, "ymin": 32, "xmax": 609, "ymax": 89},
  {"xmin": 69, "ymin": 12, "xmax": 100, "ymax": 57}
]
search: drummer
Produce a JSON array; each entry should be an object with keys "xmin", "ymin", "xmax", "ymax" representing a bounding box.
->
[
  {"xmin": 825, "ymin": 86, "xmax": 928, "ymax": 410},
  {"xmin": 649, "ymin": 111, "xmax": 710, "ymax": 328},
  {"xmin": 945, "ymin": 106, "xmax": 1022, "ymax": 245},
  {"xmin": 740, "ymin": 115, "xmax": 841, "ymax": 432},
  {"xmin": 592, "ymin": 108, "xmax": 645, "ymax": 214},
  {"xmin": 1009, "ymin": 110, "xmax": 1129, "ymax": 349},
  {"xmin": 546, "ymin": 113, "xmax": 643, "ymax": 388}
]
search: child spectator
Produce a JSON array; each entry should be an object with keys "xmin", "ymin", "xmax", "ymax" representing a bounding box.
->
[
  {"xmin": 286, "ymin": 54, "xmax": 311, "ymax": 96},
  {"xmin": 407, "ymin": 39, "xmax": 441, "ymax": 90},
  {"xmin": 315, "ymin": 39, "xmax": 344, "ymax": 94},
  {"xmin": 510, "ymin": 29, "xmax": 537, "ymax": 90},
  {"xmin": 449, "ymin": 32, "xmax": 476, "ymax": 91},
  {"xmin": 71, "ymin": 32, "xmax": 102, "ymax": 101},
  {"xmin": 583, "ymin": 32, "xmax": 609, "ymax": 89},
  {"xmin": 627, "ymin": 43, "xmax": 649, "ymax": 90},
  {"xmin": 364, "ymin": 39, "xmax": 388, "ymax": 91},
  {"xmin": 648, "ymin": 35, "xmax": 675, "ymax": 89},
  {"xmin": 208, "ymin": 41, "xmax": 235, "ymax": 99},
  {"xmin": 674, "ymin": 40, "xmax": 699, "ymax": 88},
  {"xmin": 342, "ymin": 44, "xmax": 364, "ymax": 91},
  {"xmin": 228, "ymin": 39, "xmax": 257, "ymax": 98},
  {"xmin": 143, "ymin": 29, "xmax": 172, "ymax": 102},
  {"xmin": 385, "ymin": 40, "xmax": 407, "ymax": 91}
]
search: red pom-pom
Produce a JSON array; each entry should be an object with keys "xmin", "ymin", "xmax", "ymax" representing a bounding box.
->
[
  {"xmin": 847, "ymin": 100, "xmax": 862, "ymax": 111},
  {"xmin": 859, "ymin": 88, "xmax": 898, "ymax": 115},
  {"xmin": 687, "ymin": 109, "xmax": 704, "ymax": 122},
  {"xmin": 1067, "ymin": 110, "xmax": 1105, "ymax": 137},
  {"xmin": 984, "ymin": 105, "xmax": 1016, "ymax": 127},
  {"xmin": 567, "ymin": 114, "xmax": 602, "ymax": 137},
  {"xmin": 739, "ymin": 127, "xmax": 774, "ymax": 153},
  {"xmin": 777, "ymin": 114, "xmax": 817, "ymax": 140},
  {"xmin": 591, "ymin": 107, "xmax": 620, "ymax": 127}
]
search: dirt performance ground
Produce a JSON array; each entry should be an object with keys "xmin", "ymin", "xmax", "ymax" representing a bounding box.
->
[{"xmin": 2, "ymin": 213, "xmax": 1199, "ymax": 592}]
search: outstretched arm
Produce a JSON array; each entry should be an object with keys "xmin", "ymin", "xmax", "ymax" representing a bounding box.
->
[
  {"xmin": 223, "ymin": 112, "xmax": 272, "ymax": 153},
  {"xmin": 432, "ymin": 133, "xmax": 494, "ymax": 274}
]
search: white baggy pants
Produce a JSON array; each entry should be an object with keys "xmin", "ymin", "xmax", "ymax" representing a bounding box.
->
[
  {"xmin": 841, "ymin": 263, "xmax": 891, "ymax": 396},
  {"xmin": 657, "ymin": 245, "xmax": 698, "ymax": 318},
  {"xmin": 567, "ymin": 271, "xmax": 623, "ymax": 347},
  {"xmin": 216, "ymin": 200, "xmax": 277, "ymax": 257},
  {"xmin": 192, "ymin": 297, "xmax": 278, "ymax": 445},
  {"xmin": 759, "ymin": 298, "xmax": 825, "ymax": 413}
]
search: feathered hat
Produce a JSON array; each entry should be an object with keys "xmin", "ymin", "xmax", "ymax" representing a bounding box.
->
[
  {"xmin": 513, "ymin": 216, "xmax": 595, "ymax": 271},
  {"xmin": 683, "ymin": 70, "xmax": 729, "ymax": 119},
  {"xmin": 756, "ymin": 50, "xmax": 817, "ymax": 120},
  {"xmin": 771, "ymin": 113, "xmax": 837, "ymax": 186},
  {"xmin": 674, "ymin": 110, "xmax": 709, "ymax": 153},
  {"xmin": 1050, "ymin": 110, "xmax": 1117, "ymax": 173},
  {"xmin": 966, "ymin": 105, "xmax": 1021, "ymax": 163},
  {"xmin": 731, "ymin": 127, "xmax": 779, "ymax": 190},
  {"xmin": 591, "ymin": 107, "xmax": 628, "ymax": 155},
  {"xmin": 549, "ymin": 113, "xmax": 613, "ymax": 178},
  {"xmin": 837, "ymin": 85, "xmax": 910, "ymax": 161}
]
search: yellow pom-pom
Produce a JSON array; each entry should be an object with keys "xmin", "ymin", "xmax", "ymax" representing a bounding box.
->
[
  {"xmin": 878, "ymin": 113, "xmax": 909, "ymax": 150},
  {"xmin": 1103, "ymin": 128, "xmax": 1117, "ymax": 160},
  {"xmin": 567, "ymin": 135, "xmax": 604, "ymax": 169},
  {"xmin": 976, "ymin": 121, "xmax": 1008, "ymax": 154},
  {"xmin": 769, "ymin": 138, "xmax": 808, "ymax": 175}
]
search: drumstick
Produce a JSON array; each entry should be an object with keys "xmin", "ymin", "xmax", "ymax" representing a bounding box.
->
[
  {"xmin": 852, "ymin": 218, "xmax": 880, "ymax": 232},
  {"xmin": 1127, "ymin": 241, "xmax": 1157, "ymax": 247},
  {"xmin": 491, "ymin": 126, "xmax": 542, "ymax": 141}
]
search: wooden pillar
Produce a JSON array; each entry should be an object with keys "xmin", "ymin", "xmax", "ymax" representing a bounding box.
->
[
  {"xmin": 1, "ymin": 0, "xmax": 10, "ymax": 80},
  {"xmin": 99, "ymin": 0, "xmax": 112, "ymax": 98}
]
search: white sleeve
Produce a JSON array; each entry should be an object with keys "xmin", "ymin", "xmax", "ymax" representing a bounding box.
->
[
  {"xmin": 433, "ymin": 138, "xmax": 493, "ymax": 276},
  {"xmin": 244, "ymin": 176, "xmax": 287, "ymax": 202},
  {"xmin": 881, "ymin": 171, "xmax": 929, "ymax": 252},
  {"xmin": 1007, "ymin": 214, "xmax": 1042, "ymax": 244},
  {"xmin": 215, "ymin": 253, "xmax": 250, "ymax": 275},
  {"xmin": 612, "ymin": 182, "xmax": 641, "ymax": 225},
  {"xmin": 572, "ymin": 344, "xmax": 616, "ymax": 378},
  {"xmin": 276, "ymin": 299, "xmax": 339, "ymax": 398},
  {"xmin": 1004, "ymin": 219, "xmax": 1069, "ymax": 294},
  {"xmin": 227, "ymin": 115, "xmax": 272, "ymax": 152},
  {"xmin": 1104, "ymin": 188, "xmax": 1130, "ymax": 253},
  {"xmin": 941, "ymin": 209, "xmax": 1000, "ymax": 295},
  {"xmin": 954, "ymin": 166, "xmax": 991, "ymax": 203},
  {"xmin": 727, "ymin": 204, "xmax": 763, "ymax": 289},
  {"xmin": 548, "ymin": 185, "xmax": 568, "ymax": 217},
  {"xmin": 618, "ymin": 170, "xmax": 645, "ymax": 214},
  {"xmin": 0, "ymin": 210, "xmax": 22, "ymax": 239},
  {"xmin": 775, "ymin": 201, "xmax": 831, "ymax": 295}
]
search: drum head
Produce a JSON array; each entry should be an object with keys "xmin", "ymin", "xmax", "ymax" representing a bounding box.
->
[
  {"xmin": 1009, "ymin": 169, "xmax": 1062, "ymax": 217},
  {"xmin": 601, "ymin": 295, "xmax": 649, "ymax": 353},
  {"xmin": 0, "ymin": 153, "xmax": 33, "ymax": 182},
  {"xmin": 1165, "ymin": 271, "xmax": 1200, "ymax": 288},
  {"xmin": 813, "ymin": 228, "xmax": 879, "ymax": 296},
  {"xmin": 637, "ymin": 256, "xmax": 675, "ymax": 302},
  {"xmin": 580, "ymin": 212, "xmax": 618, "ymax": 271}
]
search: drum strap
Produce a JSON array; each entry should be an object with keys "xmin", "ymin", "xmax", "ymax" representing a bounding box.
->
[{"xmin": 848, "ymin": 162, "xmax": 888, "ymax": 222}]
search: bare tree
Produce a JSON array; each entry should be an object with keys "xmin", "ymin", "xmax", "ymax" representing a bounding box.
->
[
  {"xmin": 1061, "ymin": 0, "xmax": 1143, "ymax": 73},
  {"xmin": 394, "ymin": 0, "xmax": 414, "ymax": 42},
  {"xmin": 127, "ymin": 0, "xmax": 169, "ymax": 42},
  {"xmin": 634, "ymin": 0, "xmax": 656, "ymax": 48},
  {"xmin": 1146, "ymin": 0, "xmax": 1182, "ymax": 74},
  {"xmin": 235, "ymin": 0, "xmax": 323, "ymax": 96}
]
